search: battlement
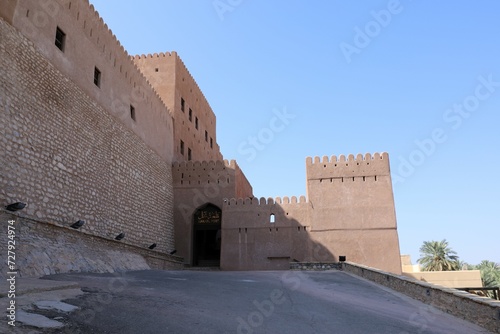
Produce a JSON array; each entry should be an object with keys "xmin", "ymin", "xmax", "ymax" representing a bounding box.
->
[
  {"xmin": 172, "ymin": 159, "xmax": 252, "ymax": 197},
  {"xmin": 133, "ymin": 52, "xmax": 175, "ymax": 59},
  {"xmin": 221, "ymin": 196, "xmax": 309, "ymax": 231},
  {"xmin": 172, "ymin": 160, "xmax": 239, "ymax": 186},
  {"xmin": 306, "ymin": 152, "xmax": 391, "ymax": 179},
  {"xmin": 307, "ymin": 152, "xmax": 388, "ymax": 165},
  {"xmin": 132, "ymin": 47, "xmax": 221, "ymax": 162},
  {"xmin": 224, "ymin": 196, "xmax": 307, "ymax": 207},
  {"xmin": 133, "ymin": 50, "xmax": 212, "ymax": 115}
]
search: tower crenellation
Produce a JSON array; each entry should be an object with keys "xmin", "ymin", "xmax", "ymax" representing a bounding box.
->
[
  {"xmin": 223, "ymin": 196, "xmax": 307, "ymax": 207},
  {"xmin": 133, "ymin": 51, "xmax": 212, "ymax": 115},
  {"xmin": 133, "ymin": 52, "xmax": 175, "ymax": 60},
  {"xmin": 0, "ymin": 1, "xmax": 402, "ymax": 275},
  {"xmin": 306, "ymin": 152, "xmax": 390, "ymax": 180},
  {"xmin": 172, "ymin": 159, "xmax": 242, "ymax": 186}
]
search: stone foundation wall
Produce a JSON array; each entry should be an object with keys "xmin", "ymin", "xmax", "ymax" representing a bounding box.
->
[
  {"xmin": 0, "ymin": 211, "xmax": 183, "ymax": 279},
  {"xmin": 343, "ymin": 262, "xmax": 500, "ymax": 333}
]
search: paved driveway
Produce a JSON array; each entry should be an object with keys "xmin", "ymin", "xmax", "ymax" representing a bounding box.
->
[{"xmin": 41, "ymin": 270, "xmax": 491, "ymax": 334}]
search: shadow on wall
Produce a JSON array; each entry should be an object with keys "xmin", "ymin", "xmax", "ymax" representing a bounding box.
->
[
  {"xmin": 191, "ymin": 203, "xmax": 223, "ymax": 267},
  {"xmin": 221, "ymin": 197, "xmax": 335, "ymax": 271},
  {"xmin": 172, "ymin": 159, "xmax": 255, "ymax": 267},
  {"xmin": 172, "ymin": 154, "xmax": 402, "ymax": 274}
]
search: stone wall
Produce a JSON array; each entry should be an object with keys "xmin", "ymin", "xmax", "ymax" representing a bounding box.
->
[
  {"xmin": 343, "ymin": 262, "xmax": 500, "ymax": 333},
  {"xmin": 0, "ymin": 211, "xmax": 183, "ymax": 279},
  {"xmin": 0, "ymin": 17, "xmax": 175, "ymax": 254},
  {"xmin": 0, "ymin": 0, "xmax": 175, "ymax": 162},
  {"xmin": 290, "ymin": 262, "xmax": 342, "ymax": 271}
]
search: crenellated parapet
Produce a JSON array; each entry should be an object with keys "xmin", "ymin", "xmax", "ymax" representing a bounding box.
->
[
  {"xmin": 133, "ymin": 52, "xmax": 175, "ymax": 59},
  {"xmin": 132, "ymin": 48, "xmax": 221, "ymax": 162},
  {"xmin": 306, "ymin": 152, "xmax": 390, "ymax": 180},
  {"xmin": 224, "ymin": 196, "xmax": 307, "ymax": 207},
  {"xmin": 172, "ymin": 159, "xmax": 239, "ymax": 186},
  {"xmin": 133, "ymin": 51, "xmax": 212, "ymax": 115},
  {"xmin": 306, "ymin": 152, "xmax": 397, "ymax": 232},
  {"xmin": 222, "ymin": 196, "xmax": 309, "ymax": 230}
]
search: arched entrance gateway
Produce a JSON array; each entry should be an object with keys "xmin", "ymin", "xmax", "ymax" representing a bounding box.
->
[{"xmin": 192, "ymin": 204, "xmax": 222, "ymax": 267}]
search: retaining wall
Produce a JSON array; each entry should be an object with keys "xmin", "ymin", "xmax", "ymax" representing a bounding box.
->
[
  {"xmin": 0, "ymin": 211, "xmax": 183, "ymax": 279},
  {"xmin": 343, "ymin": 262, "xmax": 500, "ymax": 333}
]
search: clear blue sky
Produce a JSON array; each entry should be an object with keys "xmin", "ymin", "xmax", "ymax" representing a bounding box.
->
[{"xmin": 90, "ymin": 1, "xmax": 500, "ymax": 265}]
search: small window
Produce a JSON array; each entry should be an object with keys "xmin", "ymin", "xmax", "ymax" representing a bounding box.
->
[
  {"xmin": 180, "ymin": 140, "xmax": 184, "ymax": 155},
  {"xmin": 205, "ymin": 131, "xmax": 208, "ymax": 142},
  {"xmin": 155, "ymin": 68, "xmax": 159, "ymax": 72},
  {"xmin": 55, "ymin": 26, "xmax": 66, "ymax": 51},
  {"xmin": 94, "ymin": 67, "xmax": 101, "ymax": 87},
  {"xmin": 188, "ymin": 148, "xmax": 192, "ymax": 161},
  {"xmin": 195, "ymin": 117, "xmax": 199, "ymax": 130},
  {"xmin": 181, "ymin": 98, "xmax": 185, "ymax": 112},
  {"xmin": 270, "ymin": 214, "xmax": 276, "ymax": 224},
  {"xmin": 130, "ymin": 105, "xmax": 136, "ymax": 121},
  {"xmin": 210, "ymin": 137, "xmax": 213, "ymax": 148},
  {"xmin": 189, "ymin": 108, "xmax": 192, "ymax": 122}
]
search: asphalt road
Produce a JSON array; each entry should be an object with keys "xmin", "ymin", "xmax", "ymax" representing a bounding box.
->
[{"xmin": 40, "ymin": 270, "xmax": 491, "ymax": 334}]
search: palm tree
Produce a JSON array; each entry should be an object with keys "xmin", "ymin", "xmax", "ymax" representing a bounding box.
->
[
  {"xmin": 417, "ymin": 239, "xmax": 460, "ymax": 271},
  {"xmin": 457, "ymin": 260, "xmax": 470, "ymax": 270},
  {"xmin": 474, "ymin": 260, "xmax": 500, "ymax": 287}
]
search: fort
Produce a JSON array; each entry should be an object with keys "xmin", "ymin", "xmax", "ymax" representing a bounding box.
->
[{"xmin": 0, "ymin": 0, "xmax": 402, "ymax": 276}]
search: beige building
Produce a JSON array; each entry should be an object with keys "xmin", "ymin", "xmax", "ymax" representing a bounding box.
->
[
  {"xmin": 401, "ymin": 255, "xmax": 482, "ymax": 288},
  {"xmin": 0, "ymin": 0, "xmax": 402, "ymax": 276}
]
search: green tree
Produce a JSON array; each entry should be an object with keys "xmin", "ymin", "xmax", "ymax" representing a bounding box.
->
[
  {"xmin": 467, "ymin": 260, "xmax": 500, "ymax": 299},
  {"xmin": 417, "ymin": 239, "xmax": 460, "ymax": 271},
  {"xmin": 473, "ymin": 260, "xmax": 500, "ymax": 287},
  {"xmin": 457, "ymin": 260, "xmax": 470, "ymax": 270}
]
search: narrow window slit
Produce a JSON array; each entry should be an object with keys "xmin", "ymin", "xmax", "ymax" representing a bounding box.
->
[
  {"xmin": 130, "ymin": 105, "xmax": 136, "ymax": 121},
  {"xmin": 55, "ymin": 27, "xmax": 66, "ymax": 51},
  {"xmin": 93, "ymin": 67, "xmax": 101, "ymax": 87}
]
